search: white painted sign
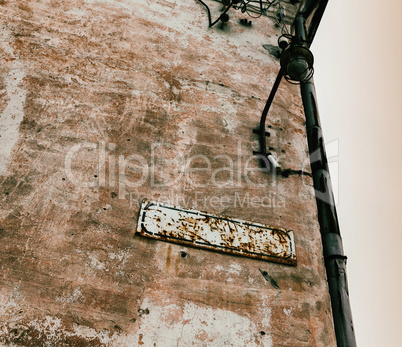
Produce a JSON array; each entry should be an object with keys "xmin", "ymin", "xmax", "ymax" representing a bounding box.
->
[{"xmin": 136, "ymin": 200, "xmax": 296, "ymax": 265}]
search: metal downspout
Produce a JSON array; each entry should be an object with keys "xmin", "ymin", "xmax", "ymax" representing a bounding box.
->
[{"xmin": 293, "ymin": 12, "xmax": 357, "ymax": 347}]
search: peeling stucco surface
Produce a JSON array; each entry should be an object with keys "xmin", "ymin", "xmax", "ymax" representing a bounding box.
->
[
  {"xmin": 0, "ymin": 0, "xmax": 336, "ymax": 345},
  {"xmin": 135, "ymin": 296, "xmax": 273, "ymax": 346},
  {"xmin": 0, "ymin": 32, "xmax": 26, "ymax": 174}
]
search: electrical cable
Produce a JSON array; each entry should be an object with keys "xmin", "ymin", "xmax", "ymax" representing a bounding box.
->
[
  {"xmin": 277, "ymin": 0, "xmax": 289, "ymax": 34},
  {"xmin": 196, "ymin": 0, "xmax": 290, "ymax": 33},
  {"xmin": 196, "ymin": 0, "xmax": 234, "ymax": 27}
]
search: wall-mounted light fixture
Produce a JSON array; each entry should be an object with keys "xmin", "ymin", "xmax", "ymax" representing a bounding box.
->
[{"xmin": 280, "ymin": 42, "xmax": 314, "ymax": 83}]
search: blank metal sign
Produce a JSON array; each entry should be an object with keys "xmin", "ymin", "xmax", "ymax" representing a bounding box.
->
[{"xmin": 136, "ymin": 200, "xmax": 296, "ymax": 265}]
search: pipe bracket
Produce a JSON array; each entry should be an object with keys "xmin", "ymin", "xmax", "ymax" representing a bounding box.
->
[{"xmin": 323, "ymin": 233, "xmax": 345, "ymax": 259}]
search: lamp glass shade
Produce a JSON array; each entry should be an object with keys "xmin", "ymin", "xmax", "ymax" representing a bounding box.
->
[
  {"xmin": 287, "ymin": 57, "xmax": 309, "ymax": 81},
  {"xmin": 280, "ymin": 44, "xmax": 314, "ymax": 82}
]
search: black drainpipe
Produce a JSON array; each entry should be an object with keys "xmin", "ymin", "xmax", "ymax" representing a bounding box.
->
[{"xmin": 293, "ymin": 7, "xmax": 357, "ymax": 346}]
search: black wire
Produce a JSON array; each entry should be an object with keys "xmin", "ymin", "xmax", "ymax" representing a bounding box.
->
[
  {"xmin": 211, "ymin": 3, "xmax": 233, "ymax": 26},
  {"xmin": 239, "ymin": 0, "xmax": 288, "ymax": 33},
  {"xmin": 246, "ymin": 8, "xmax": 262, "ymax": 18},
  {"xmin": 196, "ymin": 0, "xmax": 233, "ymax": 27},
  {"xmin": 195, "ymin": 0, "xmax": 290, "ymax": 39},
  {"xmin": 243, "ymin": 1, "xmax": 272, "ymax": 19},
  {"xmin": 196, "ymin": 0, "xmax": 213, "ymax": 26}
]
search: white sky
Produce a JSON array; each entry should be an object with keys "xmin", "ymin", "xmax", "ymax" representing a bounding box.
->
[{"xmin": 312, "ymin": 0, "xmax": 402, "ymax": 346}]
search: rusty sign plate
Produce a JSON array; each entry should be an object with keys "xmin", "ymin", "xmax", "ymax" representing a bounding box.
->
[{"xmin": 136, "ymin": 200, "xmax": 296, "ymax": 265}]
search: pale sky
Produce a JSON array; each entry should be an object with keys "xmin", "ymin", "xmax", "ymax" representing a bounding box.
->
[{"xmin": 312, "ymin": 0, "xmax": 402, "ymax": 346}]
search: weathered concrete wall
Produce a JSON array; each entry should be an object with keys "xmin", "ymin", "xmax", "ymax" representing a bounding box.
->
[{"xmin": 0, "ymin": 0, "xmax": 336, "ymax": 345}]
